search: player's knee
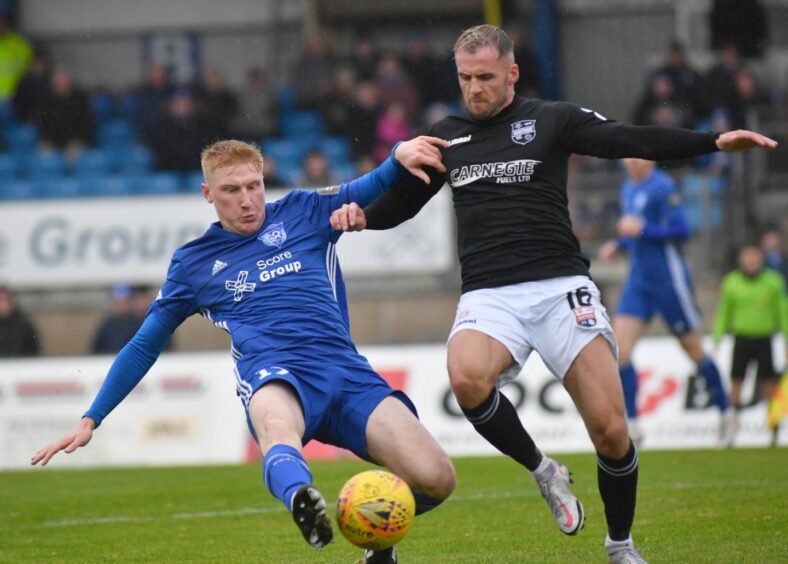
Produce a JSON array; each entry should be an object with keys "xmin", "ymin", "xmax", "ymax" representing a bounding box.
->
[
  {"xmin": 448, "ymin": 364, "xmax": 494, "ymax": 408},
  {"xmin": 588, "ymin": 417, "xmax": 630, "ymax": 458},
  {"xmin": 416, "ymin": 455, "xmax": 456, "ymax": 499}
]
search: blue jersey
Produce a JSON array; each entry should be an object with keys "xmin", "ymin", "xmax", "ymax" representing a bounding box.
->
[
  {"xmin": 619, "ymin": 168, "xmax": 690, "ymax": 288},
  {"xmin": 151, "ymin": 188, "xmax": 357, "ymax": 372},
  {"xmin": 617, "ymin": 168, "xmax": 701, "ymax": 334},
  {"xmin": 83, "ymin": 155, "xmax": 411, "ymax": 439}
]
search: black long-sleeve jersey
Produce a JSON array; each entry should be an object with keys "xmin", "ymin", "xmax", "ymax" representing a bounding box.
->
[{"xmin": 365, "ymin": 96, "xmax": 719, "ymax": 293}]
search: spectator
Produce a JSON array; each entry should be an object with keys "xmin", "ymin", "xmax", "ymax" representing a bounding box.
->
[
  {"xmin": 34, "ymin": 67, "xmax": 95, "ymax": 152},
  {"xmin": 0, "ymin": 15, "xmax": 33, "ymax": 101},
  {"xmin": 704, "ymin": 44, "xmax": 746, "ymax": 128},
  {"xmin": 632, "ymin": 72, "xmax": 693, "ymax": 128},
  {"xmin": 734, "ymin": 67, "xmax": 774, "ymax": 121},
  {"xmin": 262, "ymin": 155, "xmax": 288, "ymax": 189},
  {"xmin": 133, "ymin": 64, "xmax": 173, "ymax": 142},
  {"xmin": 346, "ymin": 81, "xmax": 380, "ymax": 159},
  {"xmin": 231, "ymin": 66, "xmax": 277, "ymax": 140},
  {"xmin": 322, "ymin": 66, "xmax": 358, "ymax": 136},
  {"xmin": 91, "ymin": 285, "xmax": 151, "ymax": 355},
  {"xmin": 504, "ymin": 24, "xmax": 540, "ymax": 98},
  {"xmin": 762, "ymin": 227, "xmax": 788, "ymax": 283},
  {"xmin": 292, "ymin": 36, "xmax": 335, "ymax": 110},
  {"xmin": 0, "ymin": 285, "xmax": 40, "ymax": 358},
  {"xmin": 298, "ymin": 150, "xmax": 336, "ymax": 187},
  {"xmin": 403, "ymin": 31, "xmax": 438, "ymax": 105},
  {"xmin": 12, "ymin": 48, "xmax": 50, "ymax": 122},
  {"xmin": 194, "ymin": 68, "xmax": 238, "ymax": 139},
  {"xmin": 148, "ymin": 89, "xmax": 217, "ymax": 171},
  {"xmin": 650, "ymin": 41, "xmax": 706, "ymax": 121},
  {"xmin": 355, "ymin": 154, "xmax": 377, "ymax": 176},
  {"xmin": 347, "ymin": 35, "xmax": 378, "ymax": 81},
  {"xmin": 374, "ymin": 101, "xmax": 412, "ymax": 163},
  {"xmin": 376, "ymin": 54, "xmax": 420, "ymax": 124}
]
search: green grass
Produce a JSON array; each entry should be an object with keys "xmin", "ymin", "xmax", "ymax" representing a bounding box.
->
[{"xmin": 2, "ymin": 449, "xmax": 786, "ymax": 563}]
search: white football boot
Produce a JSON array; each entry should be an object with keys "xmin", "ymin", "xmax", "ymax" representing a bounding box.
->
[
  {"xmin": 605, "ymin": 535, "xmax": 648, "ymax": 563},
  {"xmin": 532, "ymin": 457, "xmax": 585, "ymax": 535}
]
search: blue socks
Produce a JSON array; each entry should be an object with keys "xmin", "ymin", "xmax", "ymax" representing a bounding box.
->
[
  {"xmin": 263, "ymin": 444, "xmax": 312, "ymax": 510},
  {"xmin": 697, "ymin": 356, "xmax": 729, "ymax": 411},
  {"xmin": 619, "ymin": 363, "xmax": 638, "ymax": 419}
]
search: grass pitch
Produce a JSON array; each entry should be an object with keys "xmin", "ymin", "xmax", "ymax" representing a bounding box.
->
[{"xmin": 2, "ymin": 449, "xmax": 786, "ymax": 563}]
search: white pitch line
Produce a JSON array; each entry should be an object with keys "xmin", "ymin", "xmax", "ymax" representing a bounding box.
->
[{"xmin": 5, "ymin": 478, "xmax": 783, "ymax": 532}]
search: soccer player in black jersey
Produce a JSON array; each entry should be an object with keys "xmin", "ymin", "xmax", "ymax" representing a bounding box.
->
[{"xmin": 331, "ymin": 25, "xmax": 776, "ymax": 564}]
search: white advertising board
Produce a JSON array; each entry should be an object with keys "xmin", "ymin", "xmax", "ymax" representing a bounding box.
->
[
  {"xmin": 0, "ymin": 337, "xmax": 783, "ymax": 469},
  {"xmin": 0, "ymin": 190, "xmax": 453, "ymax": 289}
]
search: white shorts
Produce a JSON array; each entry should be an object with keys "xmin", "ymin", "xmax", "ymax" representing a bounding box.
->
[{"xmin": 448, "ymin": 275, "xmax": 618, "ymax": 382}]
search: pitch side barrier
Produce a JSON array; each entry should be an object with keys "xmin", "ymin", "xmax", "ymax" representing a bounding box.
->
[{"xmin": 1, "ymin": 336, "xmax": 782, "ymax": 469}]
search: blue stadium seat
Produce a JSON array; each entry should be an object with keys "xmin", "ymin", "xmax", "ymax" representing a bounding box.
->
[
  {"xmin": 97, "ymin": 120, "xmax": 135, "ymax": 148},
  {"xmin": 277, "ymin": 162, "xmax": 302, "ymax": 186},
  {"xmin": 262, "ymin": 138, "xmax": 308, "ymax": 168},
  {"xmin": 90, "ymin": 93, "xmax": 116, "ymax": 123},
  {"xmin": 281, "ymin": 111, "xmax": 324, "ymax": 138},
  {"xmin": 276, "ymin": 85, "xmax": 297, "ymax": 113},
  {"xmin": 99, "ymin": 175, "xmax": 134, "ymax": 197},
  {"xmin": 113, "ymin": 145, "xmax": 154, "ymax": 174},
  {"xmin": 3, "ymin": 123, "xmax": 39, "ymax": 155},
  {"xmin": 136, "ymin": 172, "xmax": 182, "ymax": 195},
  {"xmin": 2, "ymin": 179, "xmax": 37, "ymax": 200},
  {"xmin": 0, "ymin": 100, "xmax": 13, "ymax": 126},
  {"xmin": 73, "ymin": 148, "xmax": 113, "ymax": 178},
  {"xmin": 320, "ymin": 137, "xmax": 351, "ymax": 162},
  {"xmin": 26, "ymin": 151, "xmax": 67, "ymax": 179},
  {"xmin": 40, "ymin": 177, "xmax": 85, "ymax": 199},
  {"xmin": 184, "ymin": 169, "xmax": 205, "ymax": 193},
  {"xmin": 0, "ymin": 152, "xmax": 19, "ymax": 179},
  {"xmin": 118, "ymin": 92, "xmax": 139, "ymax": 123}
]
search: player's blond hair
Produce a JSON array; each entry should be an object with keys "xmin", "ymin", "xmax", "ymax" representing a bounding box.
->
[
  {"xmin": 453, "ymin": 24, "xmax": 514, "ymax": 58},
  {"xmin": 201, "ymin": 139, "xmax": 264, "ymax": 179}
]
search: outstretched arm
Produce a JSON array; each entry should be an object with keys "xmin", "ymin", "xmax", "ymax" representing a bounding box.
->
[
  {"xmin": 31, "ymin": 314, "xmax": 173, "ymax": 466},
  {"xmin": 345, "ymin": 136, "xmax": 449, "ymax": 209},
  {"xmin": 715, "ymin": 129, "xmax": 778, "ymax": 152},
  {"xmin": 561, "ymin": 104, "xmax": 777, "ymax": 161}
]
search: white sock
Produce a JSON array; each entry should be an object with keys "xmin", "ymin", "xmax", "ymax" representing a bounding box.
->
[{"xmin": 530, "ymin": 454, "xmax": 551, "ymax": 479}]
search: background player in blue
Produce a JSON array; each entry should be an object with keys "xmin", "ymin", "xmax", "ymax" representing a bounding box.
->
[
  {"xmin": 31, "ymin": 138, "xmax": 456, "ymax": 564},
  {"xmin": 599, "ymin": 158, "xmax": 732, "ymax": 445}
]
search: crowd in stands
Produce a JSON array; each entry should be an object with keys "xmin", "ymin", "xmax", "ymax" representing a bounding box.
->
[
  {"xmin": 0, "ymin": 17, "xmax": 550, "ymax": 200},
  {"xmin": 0, "ymin": 8, "xmax": 779, "ymax": 217}
]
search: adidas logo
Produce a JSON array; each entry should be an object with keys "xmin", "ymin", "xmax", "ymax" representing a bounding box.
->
[{"xmin": 212, "ymin": 260, "xmax": 228, "ymax": 275}]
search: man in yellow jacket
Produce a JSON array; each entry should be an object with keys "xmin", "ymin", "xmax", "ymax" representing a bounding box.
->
[{"xmin": 0, "ymin": 15, "xmax": 32, "ymax": 101}]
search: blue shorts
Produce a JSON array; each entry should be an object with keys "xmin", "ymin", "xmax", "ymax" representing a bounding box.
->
[
  {"xmin": 235, "ymin": 354, "xmax": 416, "ymax": 462},
  {"xmin": 617, "ymin": 276, "xmax": 702, "ymax": 336}
]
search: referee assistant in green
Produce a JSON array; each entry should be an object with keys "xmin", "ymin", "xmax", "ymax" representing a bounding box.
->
[{"xmin": 713, "ymin": 244, "xmax": 787, "ymax": 445}]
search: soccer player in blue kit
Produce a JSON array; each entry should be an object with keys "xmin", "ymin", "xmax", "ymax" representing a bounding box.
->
[
  {"xmin": 599, "ymin": 158, "xmax": 732, "ymax": 445},
  {"xmin": 31, "ymin": 138, "xmax": 455, "ymax": 564}
]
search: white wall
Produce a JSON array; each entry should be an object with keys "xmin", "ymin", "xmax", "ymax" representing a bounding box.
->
[{"xmin": 2, "ymin": 337, "xmax": 783, "ymax": 470}]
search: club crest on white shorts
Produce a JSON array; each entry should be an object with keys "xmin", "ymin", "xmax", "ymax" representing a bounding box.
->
[{"xmin": 572, "ymin": 305, "xmax": 597, "ymax": 328}]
